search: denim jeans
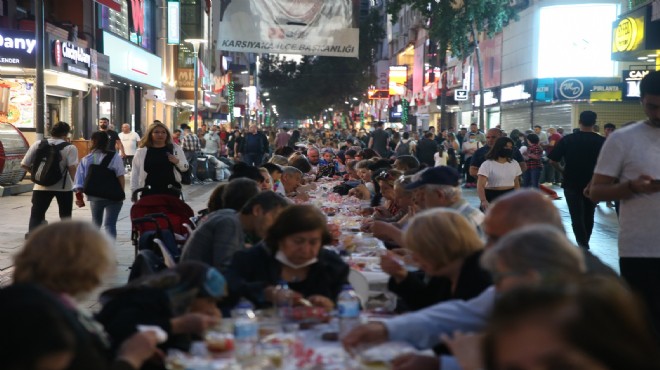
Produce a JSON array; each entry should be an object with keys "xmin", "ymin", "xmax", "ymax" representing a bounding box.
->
[
  {"xmin": 184, "ymin": 151, "xmax": 199, "ymax": 181},
  {"xmin": 563, "ymin": 187, "xmax": 596, "ymax": 248},
  {"xmin": 28, "ymin": 190, "xmax": 73, "ymax": 232},
  {"xmin": 242, "ymin": 153, "xmax": 263, "ymax": 167},
  {"xmin": 90, "ymin": 199, "xmax": 123, "ymax": 239},
  {"xmin": 523, "ymin": 167, "xmax": 542, "ymax": 188}
]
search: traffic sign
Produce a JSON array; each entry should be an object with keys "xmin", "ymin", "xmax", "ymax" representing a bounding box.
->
[{"xmin": 455, "ymin": 89, "xmax": 469, "ymax": 101}]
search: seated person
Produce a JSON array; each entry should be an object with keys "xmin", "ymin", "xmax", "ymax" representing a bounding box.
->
[
  {"xmin": 261, "ymin": 163, "xmax": 283, "ymax": 192},
  {"xmin": 372, "ymin": 169, "xmax": 403, "ymax": 222},
  {"xmin": 381, "ymin": 209, "xmax": 491, "ymax": 312},
  {"xmin": 226, "ymin": 205, "xmax": 349, "ymax": 311},
  {"xmin": 275, "ymin": 166, "xmax": 309, "ymax": 201},
  {"xmin": 1, "ymin": 284, "xmax": 76, "ymax": 370},
  {"xmin": 97, "ymin": 261, "xmax": 227, "ymax": 353},
  {"xmin": 13, "ymin": 221, "xmax": 167, "ymax": 370},
  {"xmin": 317, "ymin": 149, "xmax": 340, "ymax": 178},
  {"xmin": 181, "ymin": 191, "xmax": 288, "ymax": 274}
]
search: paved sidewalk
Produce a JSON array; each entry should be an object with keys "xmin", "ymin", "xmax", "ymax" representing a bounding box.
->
[
  {"xmin": 0, "ymin": 181, "xmax": 620, "ymax": 310},
  {"xmin": 0, "ymin": 178, "xmax": 220, "ymax": 309}
]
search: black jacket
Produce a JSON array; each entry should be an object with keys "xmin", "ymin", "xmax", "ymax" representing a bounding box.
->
[
  {"xmin": 388, "ymin": 250, "xmax": 492, "ymax": 312},
  {"xmin": 225, "ymin": 242, "xmax": 349, "ymax": 310}
]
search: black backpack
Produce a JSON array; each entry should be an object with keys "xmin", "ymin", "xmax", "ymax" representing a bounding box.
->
[
  {"xmin": 396, "ymin": 141, "xmax": 411, "ymax": 156},
  {"xmin": 31, "ymin": 140, "xmax": 71, "ymax": 187}
]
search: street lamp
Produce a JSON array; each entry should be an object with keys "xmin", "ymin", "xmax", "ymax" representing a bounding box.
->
[{"xmin": 184, "ymin": 38, "xmax": 207, "ymax": 132}]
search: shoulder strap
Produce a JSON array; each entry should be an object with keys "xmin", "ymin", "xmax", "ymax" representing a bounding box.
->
[
  {"xmin": 55, "ymin": 141, "xmax": 71, "ymax": 150},
  {"xmin": 100, "ymin": 152, "xmax": 114, "ymax": 168}
]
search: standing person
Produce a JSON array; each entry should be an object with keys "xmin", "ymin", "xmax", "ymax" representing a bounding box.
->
[
  {"xmin": 131, "ymin": 122, "xmax": 189, "ymax": 198},
  {"xmin": 461, "ymin": 132, "xmax": 480, "ymax": 188},
  {"xmin": 73, "ymin": 131, "xmax": 126, "ymax": 239},
  {"xmin": 368, "ymin": 121, "xmax": 390, "ymax": 158},
  {"xmin": 470, "ymin": 128, "xmax": 526, "ymax": 178},
  {"xmin": 477, "ymin": 137, "xmax": 522, "ymax": 210},
  {"xmin": 275, "ymin": 127, "xmax": 290, "ymax": 149},
  {"xmin": 590, "ymin": 70, "xmax": 660, "ymax": 334},
  {"xmin": 239, "ymin": 124, "xmax": 269, "ymax": 166},
  {"xmin": 416, "ymin": 132, "xmax": 438, "ymax": 168},
  {"xmin": 21, "ymin": 122, "xmax": 79, "ymax": 236},
  {"xmin": 98, "ymin": 117, "xmax": 125, "ymax": 157},
  {"xmin": 118, "ymin": 123, "xmax": 140, "ymax": 170},
  {"xmin": 533, "ymin": 124, "xmax": 549, "ymax": 145},
  {"xmin": 469, "ymin": 123, "xmax": 486, "ymax": 145},
  {"xmin": 547, "ymin": 111, "xmax": 605, "ymax": 249},
  {"xmin": 203, "ymin": 125, "xmax": 221, "ymax": 158},
  {"xmin": 522, "ymin": 133, "xmax": 543, "ymax": 188},
  {"xmin": 181, "ymin": 124, "xmax": 202, "ymax": 183},
  {"xmin": 172, "ymin": 129, "xmax": 182, "ymax": 145},
  {"xmin": 543, "ymin": 127, "xmax": 563, "ymax": 185},
  {"xmin": 288, "ymin": 129, "xmax": 301, "ymax": 148}
]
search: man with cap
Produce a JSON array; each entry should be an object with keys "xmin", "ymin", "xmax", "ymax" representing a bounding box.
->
[
  {"xmin": 369, "ymin": 166, "xmax": 484, "ymax": 245},
  {"xmin": 407, "ymin": 166, "xmax": 484, "ymax": 232}
]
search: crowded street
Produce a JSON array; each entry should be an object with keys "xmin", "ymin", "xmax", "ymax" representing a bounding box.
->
[{"xmin": 2, "ymin": 0, "xmax": 660, "ymax": 370}]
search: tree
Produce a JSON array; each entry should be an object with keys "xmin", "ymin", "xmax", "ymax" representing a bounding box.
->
[
  {"xmin": 386, "ymin": 0, "xmax": 519, "ymax": 130},
  {"xmin": 258, "ymin": 9, "xmax": 385, "ymax": 120}
]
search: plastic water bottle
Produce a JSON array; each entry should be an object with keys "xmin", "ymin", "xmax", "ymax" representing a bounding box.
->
[
  {"xmin": 231, "ymin": 299, "xmax": 259, "ymax": 360},
  {"xmin": 275, "ymin": 280, "xmax": 294, "ymax": 320},
  {"xmin": 337, "ymin": 284, "xmax": 361, "ymax": 339}
]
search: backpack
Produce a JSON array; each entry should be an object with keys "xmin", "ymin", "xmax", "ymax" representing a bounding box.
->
[
  {"xmin": 396, "ymin": 141, "xmax": 411, "ymax": 156},
  {"xmin": 31, "ymin": 140, "xmax": 71, "ymax": 187}
]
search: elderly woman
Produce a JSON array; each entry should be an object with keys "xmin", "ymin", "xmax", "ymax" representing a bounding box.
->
[
  {"xmin": 226, "ymin": 205, "xmax": 349, "ymax": 311},
  {"xmin": 380, "ymin": 209, "xmax": 491, "ymax": 311},
  {"xmin": 130, "ymin": 122, "xmax": 188, "ymax": 199},
  {"xmin": 13, "ymin": 221, "xmax": 218, "ymax": 370}
]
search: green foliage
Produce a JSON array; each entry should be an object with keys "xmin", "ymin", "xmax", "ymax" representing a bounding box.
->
[
  {"xmin": 258, "ymin": 9, "xmax": 385, "ymax": 119},
  {"xmin": 386, "ymin": 0, "xmax": 518, "ymax": 59}
]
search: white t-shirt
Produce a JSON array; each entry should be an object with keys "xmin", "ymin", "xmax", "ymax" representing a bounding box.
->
[
  {"xmin": 203, "ymin": 132, "xmax": 220, "ymax": 154},
  {"xmin": 21, "ymin": 138, "xmax": 79, "ymax": 191},
  {"xmin": 119, "ymin": 131, "xmax": 141, "ymax": 156},
  {"xmin": 593, "ymin": 121, "xmax": 660, "ymax": 258},
  {"xmin": 434, "ymin": 151, "xmax": 449, "ymax": 167},
  {"xmin": 477, "ymin": 160, "xmax": 522, "ymax": 188}
]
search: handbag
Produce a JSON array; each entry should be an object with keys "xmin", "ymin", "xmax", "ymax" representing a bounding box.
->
[{"xmin": 83, "ymin": 153, "xmax": 125, "ymax": 201}]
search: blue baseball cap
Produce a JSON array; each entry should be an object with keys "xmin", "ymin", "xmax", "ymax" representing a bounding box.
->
[{"xmin": 405, "ymin": 166, "xmax": 460, "ymax": 190}]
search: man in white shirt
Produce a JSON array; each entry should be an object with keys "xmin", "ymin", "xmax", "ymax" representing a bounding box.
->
[
  {"xmin": 118, "ymin": 123, "xmax": 140, "ymax": 169},
  {"xmin": 203, "ymin": 125, "xmax": 221, "ymax": 158},
  {"xmin": 589, "ymin": 70, "xmax": 660, "ymax": 335},
  {"xmin": 21, "ymin": 122, "xmax": 79, "ymax": 236}
]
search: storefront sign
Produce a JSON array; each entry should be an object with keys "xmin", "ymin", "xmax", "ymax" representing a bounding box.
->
[
  {"xmin": 0, "ymin": 29, "xmax": 37, "ymax": 68},
  {"xmin": 177, "ymin": 68, "xmax": 194, "ymax": 89},
  {"xmin": 95, "ymin": 0, "xmax": 121, "ymax": 11},
  {"xmin": 500, "ymin": 83, "xmax": 531, "ymax": 103},
  {"xmin": 474, "ymin": 90, "xmax": 499, "ymax": 106},
  {"xmin": 555, "ymin": 78, "xmax": 588, "ymax": 100},
  {"xmin": 623, "ymin": 69, "xmax": 651, "ymax": 100},
  {"xmin": 535, "ymin": 78, "xmax": 554, "ymax": 102},
  {"xmin": 389, "ymin": 66, "xmax": 407, "ymax": 96},
  {"xmin": 129, "ymin": 0, "xmax": 146, "ymax": 36},
  {"xmin": 590, "ymin": 79, "xmax": 622, "ymax": 101},
  {"xmin": 101, "ymin": 31, "xmax": 162, "ymax": 88},
  {"xmin": 47, "ymin": 35, "xmax": 91, "ymax": 78},
  {"xmin": 167, "ymin": 1, "xmax": 180, "ymax": 45},
  {"xmin": 375, "ymin": 60, "xmax": 389, "ymax": 90},
  {"xmin": 611, "ymin": 4, "xmax": 660, "ymax": 61}
]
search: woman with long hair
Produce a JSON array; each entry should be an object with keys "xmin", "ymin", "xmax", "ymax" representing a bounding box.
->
[
  {"xmin": 130, "ymin": 122, "xmax": 189, "ymax": 198},
  {"xmin": 73, "ymin": 131, "xmax": 126, "ymax": 239},
  {"xmin": 477, "ymin": 137, "xmax": 521, "ymax": 210}
]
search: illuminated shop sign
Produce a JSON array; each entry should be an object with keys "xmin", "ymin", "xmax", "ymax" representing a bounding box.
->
[
  {"xmin": 101, "ymin": 31, "xmax": 162, "ymax": 88},
  {"xmin": 0, "ymin": 29, "xmax": 37, "ymax": 68},
  {"xmin": 47, "ymin": 35, "xmax": 91, "ymax": 78},
  {"xmin": 611, "ymin": 4, "xmax": 660, "ymax": 61},
  {"xmin": 389, "ymin": 66, "xmax": 407, "ymax": 96},
  {"xmin": 500, "ymin": 83, "xmax": 532, "ymax": 103},
  {"xmin": 167, "ymin": 1, "xmax": 180, "ymax": 45},
  {"xmin": 623, "ymin": 69, "xmax": 651, "ymax": 100}
]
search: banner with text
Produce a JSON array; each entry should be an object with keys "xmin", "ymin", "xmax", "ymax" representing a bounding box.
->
[{"xmin": 217, "ymin": 0, "xmax": 359, "ymax": 58}]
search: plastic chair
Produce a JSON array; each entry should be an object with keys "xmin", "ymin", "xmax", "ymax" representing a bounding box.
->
[{"xmin": 348, "ymin": 269, "xmax": 370, "ymax": 307}]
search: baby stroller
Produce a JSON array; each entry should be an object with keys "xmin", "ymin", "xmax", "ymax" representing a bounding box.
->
[{"xmin": 128, "ymin": 188, "xmax": 195, "ymax": 280}]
